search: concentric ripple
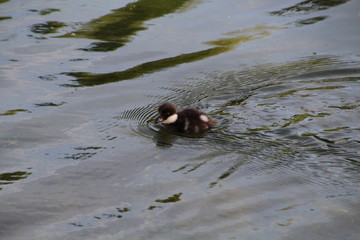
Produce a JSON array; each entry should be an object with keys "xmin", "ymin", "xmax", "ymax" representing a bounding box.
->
[
  {"xmin": 118, "ymin": 103, "xmax": 159, "ymax": 138},
  {"xmin": 115, "ymin": 55, "xmax": 360, "ymax": 196}
]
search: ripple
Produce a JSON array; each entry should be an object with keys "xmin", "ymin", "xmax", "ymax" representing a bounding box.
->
[
  {"xmin": 117, "ymin": 103, "xmax": 159, "ymax": 139},
  {"xmin": 114, "ymin": 56, "xmax": 360, "ymax": 197},
  {"xmin": 116, "ymin": 57, "xmax": 360, "ymax": 148}
]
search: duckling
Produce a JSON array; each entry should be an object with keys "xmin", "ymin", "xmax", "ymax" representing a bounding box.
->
[{"xmin": 155, "ymin": 102, "xmax": 217, "ymax": 133}]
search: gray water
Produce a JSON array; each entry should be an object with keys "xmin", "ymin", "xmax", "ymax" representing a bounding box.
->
[{"xmin": 1, "ymin": 0, "xmax": 360, "ymax": 239}]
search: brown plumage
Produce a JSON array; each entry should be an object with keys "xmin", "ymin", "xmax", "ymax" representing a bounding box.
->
[{"xmin": 155, "ymin": 102, "xmax": 217, "ymax": 133}]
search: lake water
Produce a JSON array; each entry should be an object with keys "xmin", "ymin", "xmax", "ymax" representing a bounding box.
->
[{"xmin": 1, "ymin": 0, "xmax": 359, "ymax": 239}]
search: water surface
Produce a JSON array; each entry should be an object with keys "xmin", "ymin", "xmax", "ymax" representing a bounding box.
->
[{"xmin": 0, "ymin": 0, "xmax": 359, "ymax": 239}]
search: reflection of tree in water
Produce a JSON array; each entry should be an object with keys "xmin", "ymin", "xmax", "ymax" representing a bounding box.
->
[
  {"xmin": 60, "ymin": 0, "xmax": 193, "ymax": 52},
  {"xmin": 269, "ymin": 0, "xmax": 350, "ymax": 16},
  {"xmin": 30, "ymin": 21, "xmax": 65, "ymax": 34},
  {"xmin": 64, "ymin": 146, "xmax": 105, "ymax": 160},
  {"xmin": 294, "ymin": 16, "xmax": 328, "ymax": 26},
  {"xmin": 59, "ymin": 0, "xmax": 350, "ymax": 86},
  {"xmin": 63, "ymin": 25, "xmax": 277, "ymax": 87},
  {"xmin": 0, "ymin": 171, "xmax": 32, "ymax": 190}
]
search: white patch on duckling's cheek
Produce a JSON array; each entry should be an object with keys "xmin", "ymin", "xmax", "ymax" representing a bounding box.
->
[
  {"xmin": 200, "ymin": 115, "xmax": 209, "ymax": 122},
  {"xmin": 162, "ymin": 114, "xmax": 178, "ymax": 124}
]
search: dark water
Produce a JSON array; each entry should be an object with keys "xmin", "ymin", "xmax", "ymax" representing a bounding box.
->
[{"xmin": 1, "ymin": 0, "xmax": 359, "ymax": 239}]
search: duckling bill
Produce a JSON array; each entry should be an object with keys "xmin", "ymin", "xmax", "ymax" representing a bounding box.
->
[{"xmin": 155, "ymin": 102, "xmax": 217, "ymax": 133}]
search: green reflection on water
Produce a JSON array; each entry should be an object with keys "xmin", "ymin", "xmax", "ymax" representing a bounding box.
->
[
  {"xmin": 0, "ymin": 171, "xmax": 32, "ymax": 189},
  {"xmin": 328, "ymin": 105, "xmax": 358, "ymax": 110},
  {"xmin": 295, "ymin": 16, "xmax": 328, "ymax": 26},
  {"xmin": 269, "ymin": 0, "xmax": 350, "ymax": 16},
  {"xmin": 155, "ymin": 193, "xmax": 182, "ymax": 203},
  {"xmin": 35, "ymin": 102, "xmax": 66, "ymax": 107},
  {"xmin": 0, "ymin": 16, "xmax": 11, "ymax": 21},
  {"xmin": 31, "ymin": 21, "xmax": 66, "ymax": 34},
  {"xmin": 247, "ymin": 126, "xmax": 272, "ymax": 132},
  {"xmin": 60, "ymin": 0, "xmax": 192, "ymax": 51},
  {"xmin": 276, "ymin": 218, "xmax": 294, "ymax": 227},
  {"xmin": 263, "ymin": 86, "xmax": 345, "ymax": 99},
  {"xmin": 282, "ymin": 114, "xmax": 310, "ymax": 128},
  {"xmin": 148, "ymin": 205, "xmax": 162, "ymax": 210},
  {"xmin": 64, "ymin": 25, "xmax": 278, "ymax": 87},
  {"xmin": 0, "ymin": 109, "xmax": 28, "ymax": 116},
  {"xmin": 64, "ymin": 47, "xmax": 226, "ymax": 87},
  {"xmin": 323, "ymin": 127, "xmax": 349, "ymax": 132},
  {"xmin": 28, "ymin": 8, "xmax": 60, "ymax": 16}
]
